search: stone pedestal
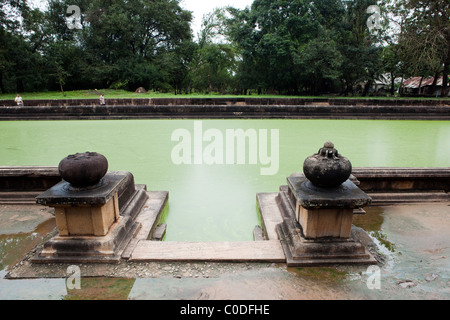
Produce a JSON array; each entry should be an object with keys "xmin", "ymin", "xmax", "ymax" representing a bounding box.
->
[
  {"xmin": 298, "ymin": 207, "xmax": 353, "ymax": 239},
  {"xmin": 276, "ymin": 174, "xmax": 376, "ymax": 266},
  {"xmin": 54, "ymin": 193, "xmax": 119, "ymax": 236},
  {"xmin": 288, "ymin": 176, "xmax": 371, "ymax": 239},
  {"xmin": 33, "ymin": 171, "xmax": 148, "ymax": 263}
]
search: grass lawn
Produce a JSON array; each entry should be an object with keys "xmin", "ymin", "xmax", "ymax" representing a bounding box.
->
[{"xmin": 0, "ymin": 89, "xmax": 448, "ymax": 101}]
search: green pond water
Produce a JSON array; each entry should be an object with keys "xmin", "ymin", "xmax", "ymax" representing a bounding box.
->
[{"xmin": 1, "ymin": 119, "xmax": 449, "ymax": 242}]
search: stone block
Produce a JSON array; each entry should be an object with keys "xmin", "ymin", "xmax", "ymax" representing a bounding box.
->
[
  {"xmin": 33, "ymin": 171, "xmax": 155, "ymax": 263},
  {"xmin": 298, "ymin": 206, "xmax": 353, "ymax": 239},
  {"xmin": 54, "ymin": 194, "xmax": 119, "ymax": 236}
]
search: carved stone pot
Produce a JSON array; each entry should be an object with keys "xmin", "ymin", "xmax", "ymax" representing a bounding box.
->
[
  {"xmin": 58, "ymin": 152, "xmax": 108, "ymax": 188},
  {"xmin": 303, "ymin": 141, "xmax": 352, "ymax": 188}
]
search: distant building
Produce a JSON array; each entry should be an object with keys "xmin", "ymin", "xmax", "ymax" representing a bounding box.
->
[
  {"xmin": 402, "ymin": 76, "xmax": 450, "ymax": 96},
  {"xmin": 365, "ymin": 74, "xmax": 402, "ymax": 95}
]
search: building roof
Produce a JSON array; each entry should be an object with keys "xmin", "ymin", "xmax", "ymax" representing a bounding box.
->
[{"xmin": 404, "ymin": 76, "xmax": 445, "ymax": 88}]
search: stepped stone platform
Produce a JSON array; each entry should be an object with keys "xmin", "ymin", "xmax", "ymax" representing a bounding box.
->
[
  {"xmin": 0, "ymin": 97, "xmax": 449, "ymax": 120},
  {"xmin": 1, "ymin": 165, "xmax": 449, "ymax": 277}
]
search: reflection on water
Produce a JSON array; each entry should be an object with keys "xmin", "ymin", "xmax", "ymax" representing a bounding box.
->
[
  {"xmin": 353, "ymin": 206, "xmax": 397, "ymax": 256},
  {"xmin": 0, "ymin": 218, "xmax": 55, "ymax": 271},
  {"xmin": 0, "ymin": 216, "xmax": 62, "ymax": 300},
  {"xmin": 353, "ymin": 207, "xmax": 384, "ymax": 232}
]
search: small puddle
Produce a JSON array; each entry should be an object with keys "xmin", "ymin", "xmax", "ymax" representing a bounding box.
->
[
  {"xmin": 353, "ymin": 206, "xmax": 397, "ymax": 254},
  {"xmin": 0, "ymin": 206, "xmax": 56, "ymax": 270}
]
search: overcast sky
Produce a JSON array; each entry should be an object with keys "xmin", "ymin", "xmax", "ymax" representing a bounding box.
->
[
  {"xmin": 180, "ymin": 0, "xmax": 253, "ymax": 35},
  {"xmin": 27, "ymin": 0, "xmax": 255, "ymax": 36}
]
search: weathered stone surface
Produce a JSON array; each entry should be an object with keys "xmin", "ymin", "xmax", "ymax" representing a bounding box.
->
[
  {"xmin": 276, "ymin": 217, "xmax": 376, "ymax": 267},
  {"xmin": 298, "ymin": 207, "xmax": 354, "ymax": 239},
  {"xmin": 0, "ymin": 98, "xmax": 448, "ymax": 120},
  {"xmin": 303, "ymin": 142, "xmax": 352, "ymax": 188},
  {"xmin": 53, "ymin": 193, "xmax": 119, "ymax": 236},
  {"xmin": 1, "ymin": 97, "xmax": 449, "ymax": 107},
  {"xmin": 36, "ymin": 171, "xmax": 134, "ymax": 206},
  {"xmin": 256, "ymin": 192, "xmax": 284, "ymax": 240},
  {"xmin": 129, "ymin": 241, "xmax": 285, "ymax": 262},
  {"xmin": 32, "ymin": 215, "xmax": 139, "ymax": 263},
  {"xmin": 58, "ymin": 152, "xmax": 108, "ymax": 188},
  {"xmin": 151, "ymin": 223, "xmax": 167, "ymax": 241},
  {"xmin": 287, "ymin": 175, "xmax": 372, "ymax": 209},
  {"xmin": 32, "ymin": 171, "xmax": 155, "ymax": 264},
  {"xmin": 267, "ymin": 138, "xmax": 376, "ymax": 265}
]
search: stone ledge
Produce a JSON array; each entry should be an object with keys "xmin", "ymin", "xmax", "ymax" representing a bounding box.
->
[
  {"xmin": 0, "ymin": 104, "xmax": 449, "ymax": 120},
  {"xmin": 129, "ymin": 240, "xmax": 286, "ymax": 262},
  {"xmin": 1, "ymin": 97, "xmax": 449, "ymax": 107},
  {"xmin": 1, "ymin": 167, "xmax": 448, "ymax": 205}
]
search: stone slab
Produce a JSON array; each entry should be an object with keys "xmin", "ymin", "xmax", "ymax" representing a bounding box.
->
[
  {"xmin": 121, "ymin": 191, "xmax": 169, "ymax": 258},
  {"xmin": 287, "ymin": 175, "xmax": 372, "ymax": 209},
  {"xmin": 298, "ymin": 207, "xmax": 354, "ymax": 239},
  {"xmin": 31, "ymin": 216, "xmax": 139, "ymax": 264},
  {"xmin": 276, "ymin": 219, "xmax": 377, "ymax": 267},
  {"xmin": 129, "ymin": 240, "xmax": 286, "ymax": 262},
  {"xmin": 36, "ymin": 171, "xmax": 132, "ymax": 206},
  {"xmin": 256, "ymin": 193, "xmax": 284, "ymax": 240},
  {"xmin": 253, "ymin": 226, "xmax": 265, "ymax": 241}
]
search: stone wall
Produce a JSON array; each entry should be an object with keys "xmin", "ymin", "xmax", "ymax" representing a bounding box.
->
[
  {"xmin": 0, "ymin": 98, "xmax": 449, "ymax": 120},
  {"xmin": 1, "ymin": 166, "xmax": 448, "ymax": 205},
  {"xmin": 1, "ymin": 97, "xmax": 449, "ymax": 107},
  {"xmin": 352, "ymin": 167, "xmax": 450, "ymax": 204},
  {"xmin": 0, "ymin": 167, "xmax": 60, "ymax": 204}
]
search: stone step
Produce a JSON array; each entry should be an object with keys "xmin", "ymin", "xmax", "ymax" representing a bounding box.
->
[
  {"xmin": 368, "ymin": 191, "xmax": 449, "ymax": 204},
  {"xmin": 256, "ymin": 193, "xmax": 284, "ymax": 240},
  {"xmin": 121, "ymin": 191, "xmax": 169, "ymax": 259},
  {"xmin": 129, "ymin": 240, "xmax": 286, "ymax": 263},
  {"xmin": 0, "ymin": 191, "xmax": 41, "ymax": 204}
]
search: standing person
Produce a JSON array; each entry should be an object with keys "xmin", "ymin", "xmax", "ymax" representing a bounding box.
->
[
  {"xmin": 14, "ymin": 94, "xmax": 23, "ymax": 106},
  {"xmin": 99, "ymin": 93, "xmax": 106, "ymax": 105}
]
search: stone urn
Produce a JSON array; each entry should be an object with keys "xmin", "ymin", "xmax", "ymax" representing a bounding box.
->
[
  {"xmin": 303, "ymin": 141, "xmax": 352, "ymax": 188},
  {"xmin": 58, "ymin": 152, "xmax": 108, "ymax": 188}
]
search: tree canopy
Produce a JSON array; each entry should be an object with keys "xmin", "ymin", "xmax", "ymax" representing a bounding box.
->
[{"xmin": 0, "ymin": 0, "xmax": 448, "ymax": 96}]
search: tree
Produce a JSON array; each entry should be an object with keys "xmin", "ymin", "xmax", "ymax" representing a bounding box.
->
[
  {"xmin": 187, "ymin": 9, "xmax": 238, "ymax": 94},
  {"xmin": 298, "ymin": 33, "xmax": 343, "ymax": 95},
  {"xmin": 333, "ymin": 0, "xmax": 385, "ymax": 95},
  {"xmin": 226, "ymin": 0, "xmax": 322, "ymax": 94},
  {"xmin": 77, "ymin": 0, "xmax": 193, "ymax": 90},
  {"xmin": 381, "ymin": 43, "xmax": 403, "ymax": 95},
  {"xmin": 10, "ymin": 0, "xmax": 194, "ymax": 93},
  {"xmin": 396, "ymin": 0, "xmax": 450, "ymax": 96},
  {"xmin": 224, "ymin": 0, "xmax": 386, "ymax": 95},
  {"xmin": 0, "ymin": 0, "xmax": 45, "ymax": 93}
]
